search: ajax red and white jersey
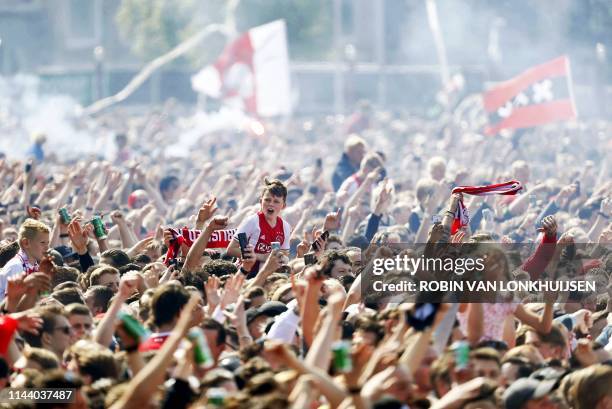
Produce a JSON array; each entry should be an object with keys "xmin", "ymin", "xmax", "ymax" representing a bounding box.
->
[{"xmin": 236, "ymin": 212, "xmax": 291, "ymax": 254}]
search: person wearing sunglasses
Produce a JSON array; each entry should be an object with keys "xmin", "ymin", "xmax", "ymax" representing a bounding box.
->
[{"xmin": 21, "ymin": 305, "xmax": 73, "ymax": 360}]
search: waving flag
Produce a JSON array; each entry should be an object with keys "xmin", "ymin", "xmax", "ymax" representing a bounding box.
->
[
  {"xmin": 450, "ymin": 181, "xmax": 523, "ymax": 234},
  {"xmin": 483, "ymin": 56, "xmax": 577, "ymax": 135},
  {"xmin": 191, "ymin": 20, "xmax": 291, "ymax": 117}
]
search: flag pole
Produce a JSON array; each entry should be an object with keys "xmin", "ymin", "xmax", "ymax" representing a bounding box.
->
[{"xmin": 425, "ymin": 0, "xmax": 450, "ymax": 87}]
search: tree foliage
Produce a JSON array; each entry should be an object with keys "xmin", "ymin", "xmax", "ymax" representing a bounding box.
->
[{"xmin": 115, "ymin": 0, "xmax": 332, "ymax": 66}]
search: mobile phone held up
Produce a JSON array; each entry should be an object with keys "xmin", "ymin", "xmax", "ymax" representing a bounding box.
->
[
  {"xmin": 310, "ymin": 230, "xmax": 329, "ymax": 252},
  {"xmin": 304, "ymin": 252, "xmax": 317, "ymax": 266},
  {"xmin": 405, "ymin": 303, "xmax": 440, "ymax": 331},
  {"xmin": 237, "ymin": 232, "xmax": 248, "ymax": 258}
]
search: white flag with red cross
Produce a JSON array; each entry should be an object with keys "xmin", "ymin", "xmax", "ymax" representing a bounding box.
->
[{"xmin": 191, "ymin": 20, "xmax": 291, "ymax": 117}]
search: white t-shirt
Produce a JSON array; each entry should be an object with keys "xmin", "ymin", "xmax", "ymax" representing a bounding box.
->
[{"xmin": 235, "ymin": 212, "xmax": 291, "ymax": 254}]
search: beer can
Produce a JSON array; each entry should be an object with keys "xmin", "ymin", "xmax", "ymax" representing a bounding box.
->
[
  {"xmin": 59, "ymin": 208, "xmax": 71, "ymax": 224},
  {"xmin": 331, "ymin": 340, "xmax": 353, "ymax": 373},
  {"xmin": 271, "ymin": 241, "xmax": 281, "ymax": 250},
  {"xmin": 118, "ymin": 311, "xmax": 150, "ymax": 342},
  {"xmin": 91, "ymin": 216, "xmax": 107, "ymax": 239},
  {"xmin": 452, "ymin": 340, "xmax": 470, "ymax": 369},
  {"xmin": 187, "ymin": 327, "xmax": 214, "ymax": 368}
]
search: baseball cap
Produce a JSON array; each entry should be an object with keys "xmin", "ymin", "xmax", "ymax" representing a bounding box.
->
[{"xmin": 503, "ymin": 377, "xmax": 556, "ymax": 409}]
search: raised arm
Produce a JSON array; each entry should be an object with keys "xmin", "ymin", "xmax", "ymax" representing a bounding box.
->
[
  {"xmin": 182, "ymin": 216, "xmax": 228, "ymax": 272},
  {"xmin": 110, "ymin": 294, "xmax": 199, "ymax": 409}
]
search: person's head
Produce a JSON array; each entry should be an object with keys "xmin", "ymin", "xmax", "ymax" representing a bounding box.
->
[
  {"xmin": 66, "ymin": 303, "xmax": 93, "ymax": 342},
  {"xmin": 427, "ymin": 156, "xmax": 446, "ymax": 181},
  {"xmin": 325, "ymin": 234, "xmax": 343, "ymax": 250},
  {"xmin": 52, "ymin": 287, "xmax": 85, "ymax": 306},
  {"xmin": 201, "ymin": 318, "xmax": 226, "ymax": 363},
  {"xmin": 571, "ymin": 364, "xmax": 612, "ymax": 409},
  {"xmin": 353, "ymin": 317, "xmax": 384, "ymax": 346},
  {"xmin": 415, "ymin": 179, "xmax": 437, "ymax": 207},
  {"xmin": 18, "ymin": 218, "xmax": 50, "ymax": 262},
  {"xmin": 34, "ymin": 369, "xmax": 87, "ymax": 409},
  {"xmin": 89, "ymin": 265, "xmax": 120, "ymax": 293},
  {"xmin": 3, "ymin": 227, "xmax": 18, "ymax": 242},
  {"xmin": 51, "ymin": 266, "xmax": 79, "ymax": 289},
  {"xmin": 502, "ymin": 377, "xmax": 558, "ymax": 409},
  {"xmin": 359, "ymin": 153, "xmax": 383, "ymax": 175},
  {"xmin": 318, "ymin": 250, "xmax": 353, "ymax": 279},
  {"xmin": 18, "ymin": 347, "xmax": 60, "ymax": 371},
  {"xmin": 99, "ymin": 249, "xmax": 130, "ymax": 269},
  {"xmin": 70, "ymin": 345, "xmax": 118, "ymax": 385},
  {"xmin": 512, "ymin": 160, "xmax": 530, "ymax": 184},
  {"xmin": 260, "ymin": 179, "xmax": 287, "ymax": 220},
  {"xmin": 127, "ymin": 189, "xmax": 149, "ymax": 209},
  {"xmin": 151, "ymin": 283, "xmax": 190, "ymax": 329},
  {"xmin": 430, "ymin": 352, "xmax": 453, "ymax": 398},
  {"xmin": 500, "ymin": 357, "xmax": 535, "ymax": 387},
  {"xmin": 0, "ymin": 240, "xmax": 19, "ymax": 267},
  {"xmin": 517, "ymin": 324, "xmax": 567, "ymax": 361},
  {"xmin": 469, "ymin": 347, "xmax": 501, "ymax": 381},
  {"xmin": 159, "ymin": 175, "xmax": 180, "ymax": 201},
  {"xmin": 83, "ymin": 285, "xmax": 113, "ymax": 315},
  {"xmin": 245, "ymin": 287, "xmax": 266, "ymax": 309},
  {"xmin": 200, "ymin": 259, "xmax": 238, "ymax": 278},
  {"xmin": 344, "ymin": 134, "xmax": 367, "ymax": 165},
  {"xmin": 23, "ymin": 305, "xmax": 73, "ymax": 359}
]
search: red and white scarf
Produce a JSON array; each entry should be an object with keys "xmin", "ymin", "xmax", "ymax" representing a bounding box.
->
[
  {"xmin": 165, "ymin": 227, "xmax": 237, "ymax": 265},
  {"xmin": 450, "ymin": 180, "xmax": 522, "ymax": 234}
]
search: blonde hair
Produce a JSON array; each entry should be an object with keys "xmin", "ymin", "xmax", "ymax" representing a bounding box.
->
[
  {"xmin": 344, "ymin": 134, "xmax": 366, "ymax": 150},
  {"xmin": 18, "ymin": 219, "xmax": 50, "ymax": 243}
]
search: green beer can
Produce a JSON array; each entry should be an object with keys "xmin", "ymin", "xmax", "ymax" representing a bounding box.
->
[
  {"xmin": 59, "ymin": 208, "xmax": 71, "ymax": 224},
  {"xmin": 91, "ymin": 216, "xmax": 107, "ymax": 239},
  {"xmin": 332, "ymin": 340, "xmax": 353, "ymax": 373},
  {"xmin": 187, "ymin": 327, "xmax": 214, "ymax": 368},
  {"xmin": 118, "ymin": 311, "xmax": 150, "ymax": 342}
]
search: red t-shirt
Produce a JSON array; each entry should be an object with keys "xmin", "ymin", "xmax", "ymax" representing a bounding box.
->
[{"xmin": 139, "ymin": 332, "xmax": 170, "ymax": 352}]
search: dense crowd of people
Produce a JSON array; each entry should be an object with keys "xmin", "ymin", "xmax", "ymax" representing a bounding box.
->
[{"xmin": 0, "ymin": 100, "xmax": 610, "ymax": 409}]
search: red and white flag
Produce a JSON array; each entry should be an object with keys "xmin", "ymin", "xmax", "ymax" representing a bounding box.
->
[
  {"xmin": 191, "ymin": 20, "xmax": 291, "ymax": 117},
  {"xmin": 483, "ymin": 56, "xmax": 577, "ymax": 135}
]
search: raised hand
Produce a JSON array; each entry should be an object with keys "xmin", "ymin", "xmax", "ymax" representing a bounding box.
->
[
  {"xmin": 241, "ymin": 245, "xmax": 256, "ymax": 272},
  {"xmin": 118, "ymin": 273, "xmax": 139, "ymax": 300},
  {"xmin": 26, "ymin": 205, "xmax": 42, "ymax": 220},
  {"xmin": 23, "ymin": 272, "xmax": 51, "ymax": 295},
  {"xmin": 110, "ymin": 210, "xmax": 126, "ymax": 225},
  {"xmin": 323, "ymin": 208, "xmax": 342, "ymax": 231},
  {"xmin": 204, "ymin": 275, "xmax": 221, "ymax": 310},
  {"xmin": 206, "ymin": 216, "xmax": 229, "ymax": 232},
  {"xmin": 197, "ymin": 196, "xmax": 218, "ymax": 224},
  {"xmin": 220, "ymin": 273, "xmax": 245, "ymax": 308},
  {"xmin": 9, "ymin": 310, "xmax": 43, "ymax": 335},
  {"xmin": 38, "ymin": 254, "xmax": 57, "ymax": 276},
  {"xmin": 539, "ymin": 215, "xmax": 557, "ymax": 237},
  {"xmin": 6, "ymin": 273, "xmax": 28, "ymax": 302},
  {"xmin": 68, "ymin": 219, "xmax": 91, "ymax": 255}
]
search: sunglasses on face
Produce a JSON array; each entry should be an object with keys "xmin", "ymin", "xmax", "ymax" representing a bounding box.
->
[
  {"xmin": 53, "ymin": 326, "xmax": 72, "ymax": 335},
  {"xmin": 71, "ymin": 323, "xmax": 93, "ymax": 331}
]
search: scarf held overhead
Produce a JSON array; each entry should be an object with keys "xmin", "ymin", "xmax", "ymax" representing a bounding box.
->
[
  {"xmin": 450, "ymin": 180, "xmax": 523, "ymax": 234},
  {"xmin": 165, "ymin": 227, "xmax": 237, "ymax": 265}
]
